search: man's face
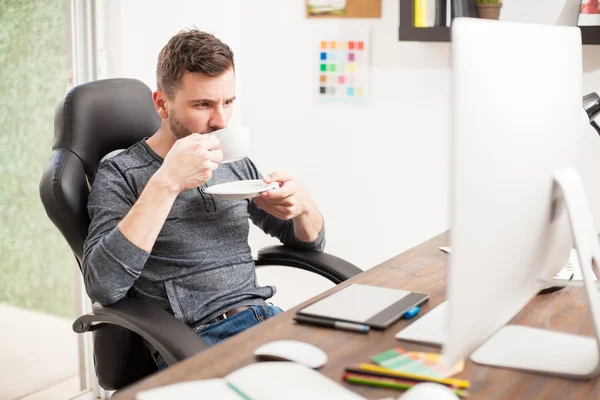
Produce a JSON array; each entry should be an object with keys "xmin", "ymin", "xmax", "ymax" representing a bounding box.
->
[{"xmin": 162, "ymin": 68, "xmax": 236, "ymax": 140}]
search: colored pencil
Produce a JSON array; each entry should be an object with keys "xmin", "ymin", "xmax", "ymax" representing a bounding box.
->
[
  {"xmin": 346, "ymin": 367, "xmax": 462, "ymax": 391},
  {"xmin": 359, "ymin": 363, "xmax": 470, "ymax": 389},
  {"xmin": 344, "ymin": 371, "xmax": 418, "ymax": 386},
  {"xmin": 344, "ymin": 373, "xmax": 470, "ymax": 398},
  {"xmin": 344, "ymin": 373, "xmax": 415, "ymax": 390},
  {"xmin": 346, "ymin": 367, "xmax": 433, "ymax": 383}
]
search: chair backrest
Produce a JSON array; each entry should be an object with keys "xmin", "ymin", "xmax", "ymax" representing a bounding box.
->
[
  {"xmin": 39, "ymin": 78, "xmax": 160, "ymax": 264},
  {"xmin": 39, "ymin": 78, "xmax": 161, "ymax": 390}
]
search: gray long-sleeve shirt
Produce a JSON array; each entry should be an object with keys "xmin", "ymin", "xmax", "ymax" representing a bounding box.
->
[{"xmin": 82, "ymin": 140, "xmax": 325, "ymax": 327}]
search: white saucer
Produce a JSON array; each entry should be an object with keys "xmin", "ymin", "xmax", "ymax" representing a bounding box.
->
[{"xmin": 204, "ymin": 179, "xmax": 279, "ymax": 200}]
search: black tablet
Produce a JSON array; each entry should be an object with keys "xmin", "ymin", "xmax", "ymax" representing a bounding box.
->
[{"xmin": 296, "ymin": 284, "xmax": 429, "ymax": 329}]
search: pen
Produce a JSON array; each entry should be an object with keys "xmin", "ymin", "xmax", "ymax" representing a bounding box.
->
[{"xmin": 293, "ymin": 315, "xmax": 370, "ymax": 333}]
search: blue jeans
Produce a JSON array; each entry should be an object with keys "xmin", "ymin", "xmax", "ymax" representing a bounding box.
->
[{"xmin": 154, "ymin": 304, "xmax": 283, "ymax": 370}]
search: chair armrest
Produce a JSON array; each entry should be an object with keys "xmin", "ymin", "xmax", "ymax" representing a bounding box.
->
[
  {"xmin": 73, "ymin": 297, "xmax": 209, "ymax": 366},
  {"xmin": 255, "ymin": 245, "xmax": 362, "ymax": 284}
]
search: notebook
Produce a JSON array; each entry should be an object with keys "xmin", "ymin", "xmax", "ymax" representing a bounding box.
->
[
  {"xmin": 296, "ymin": 284, "xmax": 429, "ymax": 329},
  {"xmin": 136, "ymin": 362, "xmax": 365, "ymax": 400}
]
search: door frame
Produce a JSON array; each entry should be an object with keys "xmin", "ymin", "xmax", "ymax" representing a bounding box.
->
[{"xmin": 67, "ymin": 0, "xmax": 109, "ymax": 398}]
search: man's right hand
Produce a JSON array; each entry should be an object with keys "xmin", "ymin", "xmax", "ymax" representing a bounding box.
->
[{"xmin": 156, "ymin": 133, "xmax": 223, "ymax": 193}]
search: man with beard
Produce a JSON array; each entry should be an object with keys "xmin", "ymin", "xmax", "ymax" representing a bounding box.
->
[{"xmin": 82, "ymin": 29, "xmax": 325, "ymax": 369}]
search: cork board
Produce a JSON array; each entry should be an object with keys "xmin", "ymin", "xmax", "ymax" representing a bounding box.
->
[{"xmin": 306, "ymin": 0, "xmax": 381, "ymax": 18}]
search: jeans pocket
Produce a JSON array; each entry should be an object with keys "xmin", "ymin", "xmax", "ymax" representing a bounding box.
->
[
  {"xmin": 251, "ymin": 305, "xmax": 283, "ymax": 322},
  {"xmin": 198, "ymin": 308, "xmax": 260, "ymax": 346},
  {"xmin": 268, "ymin": 305, "xmax": 284, "ymax": 316},
  {"xmin": 193, "ymin": 323, "xmax": 209, "ymax": 334},
  {"xmin": 251, "ymin": 305, "xmax": 266, "ymax": 323},
  {"xmin": 200, "ymin": 308, "xmax": 257, "ymax": 334}
]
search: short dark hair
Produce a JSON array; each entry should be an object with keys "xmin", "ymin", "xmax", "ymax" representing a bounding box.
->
[{"xmin": 156, "ymin": 29, "xmax": 235, "ymax": 98}]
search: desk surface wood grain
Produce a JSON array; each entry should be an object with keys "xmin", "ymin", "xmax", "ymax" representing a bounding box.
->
[{"xmin": 114, "ymin": 231, "xmax": 599, "ymax": 400}]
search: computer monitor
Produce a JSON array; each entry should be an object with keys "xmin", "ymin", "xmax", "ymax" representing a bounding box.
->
[{"xmin": 444, "ymin": 18, "xmax": 600, "ymax": 378}]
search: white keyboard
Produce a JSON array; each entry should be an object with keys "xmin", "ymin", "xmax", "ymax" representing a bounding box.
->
[{"xmin": 395, "ymin": 301, "xmax": 447, "ymax": 347}]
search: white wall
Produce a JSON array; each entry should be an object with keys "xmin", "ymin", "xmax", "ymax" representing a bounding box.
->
[
  {"xmin": 241, "ymin": 0, "xmax": 451, "ymax": 277},
  {"xmin": 103, "ymin": 0, "xmax": 600, "ymax": 309},
  {"xmin": 240, "ymin": 0, "xmax": 600, "ymax": 307}
]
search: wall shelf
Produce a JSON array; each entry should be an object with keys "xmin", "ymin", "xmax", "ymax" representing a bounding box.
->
[
  {"xmin": 399, "ymin": 0, "xmax": 451, "ymax": 42},
  {"xmin": 399, "ymin": 1, "xmax": 600, "ymax": 45}
]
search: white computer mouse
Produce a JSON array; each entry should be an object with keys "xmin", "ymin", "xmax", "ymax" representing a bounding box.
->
[
  {"xmin": 253, "ymin": 340, "xmax": 328, "ymax": 369},
  {"xmin": 399, "ymin": 383, "xmax": 460, "ymax": 400}
]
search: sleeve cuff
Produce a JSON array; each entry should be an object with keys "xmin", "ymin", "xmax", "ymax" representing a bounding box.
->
[
  {"xmin": 291, "ymin": 220, "xmax": 326, "ymax": 251},
  {"xmin": 102, "ymin": 226, "xmax": 151, "ymax": 266}
]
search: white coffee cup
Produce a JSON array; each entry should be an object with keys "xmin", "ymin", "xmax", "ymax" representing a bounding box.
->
[{"xmin": 211, "ymin": 125, "xmax": 250, "ymax": 164}]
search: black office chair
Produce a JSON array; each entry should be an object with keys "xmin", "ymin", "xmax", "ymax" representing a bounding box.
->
[{"xmin": 39, "ymin": 78, "xmax": 362, "ymax": 391}]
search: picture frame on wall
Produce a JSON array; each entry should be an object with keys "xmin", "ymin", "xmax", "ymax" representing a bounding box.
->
[
  {"xmin": 307, "ymin": 0, "xmax": 347, "ymax": 16},
  {"xmin": 306, "ymin": 0, "xmax": 381, "ymax": 18},
  {"xmin": 578, "ymin": 0, "xmax": 600, "ymax": 26}
]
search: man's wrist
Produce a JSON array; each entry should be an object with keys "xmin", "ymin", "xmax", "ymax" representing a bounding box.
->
[
  {"xmin": 292, "ymin": 201, "xmax": 323, "ymax": 243},
  {"xmin": 302, "ymin": 202, "xmax": 319, "ymax": 218},
  {"xmin": 294, "ymin": 200, "xmax": 320, "ymax": 223},
  {"xmin": 150, "ymin": 170, "xmax": 181, "ymax": 196}
]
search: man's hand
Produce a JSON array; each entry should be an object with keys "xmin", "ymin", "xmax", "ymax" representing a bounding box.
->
[
  {"xmin": 254, "ymin": 172, "xmax": 323, "ymax": 243},
  {"xmin": 253, "ymin": 172, "xmax": 315, "ymax": 220},
  {"xmin": 155, "ymin": 133, "xmax": 223, "ymax": 193}
]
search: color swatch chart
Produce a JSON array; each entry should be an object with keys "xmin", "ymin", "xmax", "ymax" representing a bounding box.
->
[
  {"xmin": 371, "ymin": 348, "xmax": 464, "ymax": 378},
  {"xmin": 316, "ymin": 33, "xmax": 369, "ymax": 102}
]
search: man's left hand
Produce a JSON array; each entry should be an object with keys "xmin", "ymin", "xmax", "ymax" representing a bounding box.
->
[{"xmin": 253, "ymin": 172, "xmax": 315, "ymax": 220}]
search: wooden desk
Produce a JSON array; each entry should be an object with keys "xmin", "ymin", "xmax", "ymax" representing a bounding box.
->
[{"xmin": 114, "ymin": 231, "xmax": 599, "ymax": 400}]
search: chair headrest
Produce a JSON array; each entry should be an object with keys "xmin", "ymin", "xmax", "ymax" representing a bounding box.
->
[
  {"xmin": 54, "ymin": 78, "xmax": 160, "ymax": 184},
  {"xmin": 40, "ymin": 78, "xmax": 160, "ymax": 263}
]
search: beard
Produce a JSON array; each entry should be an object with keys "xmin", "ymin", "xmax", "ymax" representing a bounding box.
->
[
  {"xmin": 168, "ymin": 108, "xmax": 194, "ymax": 140},
  {"xmin": 168, "ymin": 108, "xmax": 219, "ymax": 140}
]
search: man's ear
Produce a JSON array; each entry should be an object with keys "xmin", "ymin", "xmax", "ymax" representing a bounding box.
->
[{"xmin": 153, "ymin": 90, "xmax": 169, "ymax": 119}]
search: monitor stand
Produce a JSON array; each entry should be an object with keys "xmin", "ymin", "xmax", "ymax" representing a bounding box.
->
[{"xmin": 470, "ymin": 166, "xmax": 600, "ymax": 379}]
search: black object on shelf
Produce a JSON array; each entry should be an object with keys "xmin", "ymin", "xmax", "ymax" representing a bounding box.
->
[
  {"xmin": 580, "ymin": 27, "xmax": 600, "ymax": 45},
  {"xmin": 399, "ymin": 0, "xmax": 451, "ymax": 42}
]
